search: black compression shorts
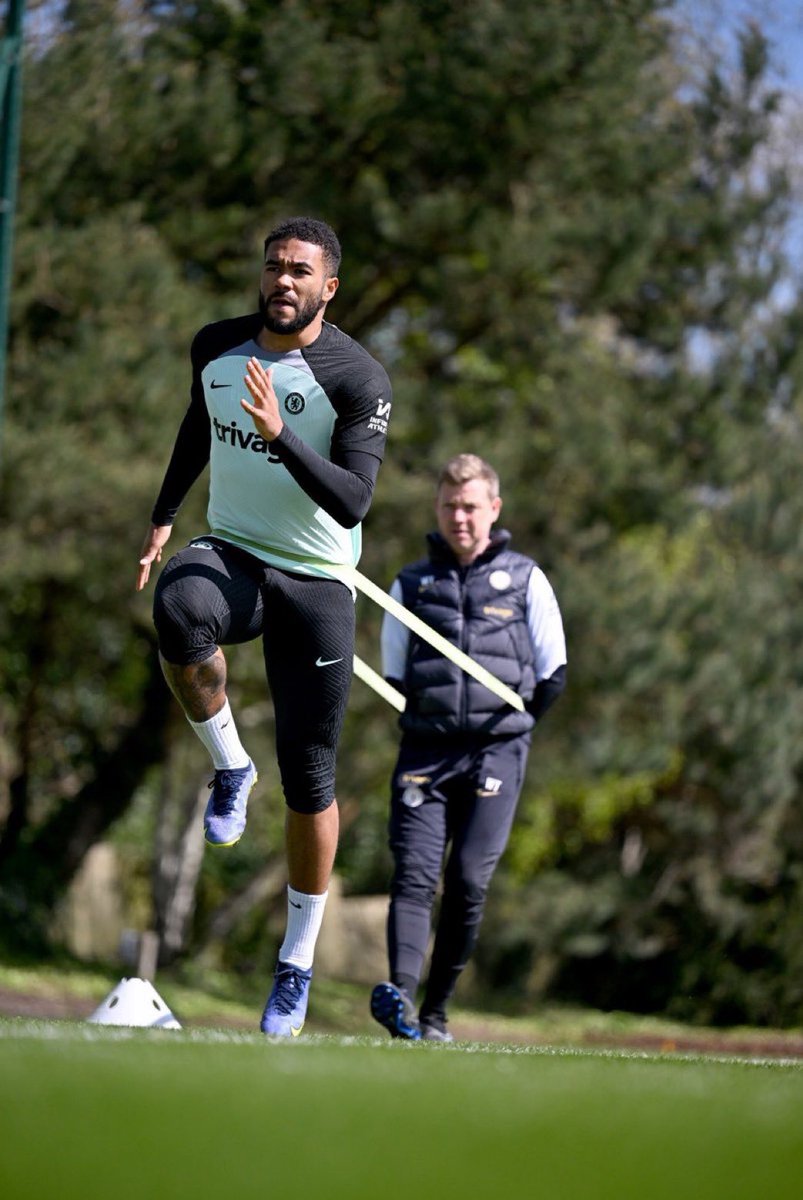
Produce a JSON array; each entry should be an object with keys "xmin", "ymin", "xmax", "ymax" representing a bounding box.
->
[{"xmin": 153, "ymin": 537, "xmax": 354, "ymax": 814}]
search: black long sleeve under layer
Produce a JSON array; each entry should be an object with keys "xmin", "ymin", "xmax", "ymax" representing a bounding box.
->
[
  {"xmin": 270, "ymin": 425, "xmax": 380, "ymax": 529},
  {"xmin": 525, "ymin": 663, "xmax": 567, "ymax": 723},
  {"xmin": 150, "ymin": 393, "xmax": 211, "ymax": 527}
]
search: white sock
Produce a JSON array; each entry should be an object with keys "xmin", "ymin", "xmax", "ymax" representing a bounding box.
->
[
  {"xmin": 278, "ymin": 886, "xmax": 328, "ymax": 970},
  {"xmin": 188, "ymin": 700, "xmax": 250, "ymax": 770}
]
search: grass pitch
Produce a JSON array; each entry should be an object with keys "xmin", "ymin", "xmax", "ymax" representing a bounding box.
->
[{"xmin": 1, "ymin": 1019, "xmax": 802, "ymax": 1200}]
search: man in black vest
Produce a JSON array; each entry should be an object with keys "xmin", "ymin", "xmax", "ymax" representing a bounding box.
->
[{"xmin": 370, "ymin": 454, "xmax": 567, "ymax": 1041}]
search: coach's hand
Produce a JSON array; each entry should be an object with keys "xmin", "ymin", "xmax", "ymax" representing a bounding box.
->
[{"xmin": 241, "ymin": 357, "xmax": 284, "ymax": 442}]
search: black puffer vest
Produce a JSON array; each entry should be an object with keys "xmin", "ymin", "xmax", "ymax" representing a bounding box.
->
[{"xmin": 398, "ymin": 530, "xmax": 536, "ymax": 737}]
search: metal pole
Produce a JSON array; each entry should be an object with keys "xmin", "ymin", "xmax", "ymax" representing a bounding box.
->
[{"xmin": 0, "ymin": 0, "xmax": 26, "ymax": 458}]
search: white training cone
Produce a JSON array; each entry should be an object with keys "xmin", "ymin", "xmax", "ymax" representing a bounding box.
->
[{"xmin": 87, "ymin": 977, "xmax": 182, "ymax": 1029}]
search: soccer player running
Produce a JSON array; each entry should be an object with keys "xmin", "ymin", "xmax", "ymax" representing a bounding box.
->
[
  {"xmin": 136, "ymin": 217, "xmax": 391, "ymax": 1036},
  {"xmin": 371, "ymin": 455, "xmax": 566, "ymax": 1042}
]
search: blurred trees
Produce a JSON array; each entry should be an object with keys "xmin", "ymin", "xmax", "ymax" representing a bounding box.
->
[{"xmin": 1, "ymin": 0, "xmax": 801, "ymax": 1024}]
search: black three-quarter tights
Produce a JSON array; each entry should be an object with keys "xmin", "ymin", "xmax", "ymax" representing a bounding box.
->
[{"xmin": 153, "ymin": 537, "xmax": 355, "ymax": 813}]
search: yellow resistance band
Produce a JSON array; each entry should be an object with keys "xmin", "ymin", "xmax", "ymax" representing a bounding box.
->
[{"xmin": 336, "ymin": 565, "xmax": 524, "ymax": 714}]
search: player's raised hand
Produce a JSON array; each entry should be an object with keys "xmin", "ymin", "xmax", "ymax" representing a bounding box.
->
[
  {"xmin": 137, "ymin": 524, "xmax": 172, "ymax": 591},
  {"xmin": 241, "ymin": 357, "xmax": 284, "ymax": 442}
]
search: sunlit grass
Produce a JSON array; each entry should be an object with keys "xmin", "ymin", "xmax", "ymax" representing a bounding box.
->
[
  {"xmin": 2, "ymin": 958, "xmax": 803, "ymax": 1053},
  {"xmin": 1, "ymin": 1017, "xmax": 802, "ymax": 1200}
]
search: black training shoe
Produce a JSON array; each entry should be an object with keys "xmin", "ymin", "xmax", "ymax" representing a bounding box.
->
[{"xmin": 370, "ymin": 982, "xmax": 422, "ymax": 1040}]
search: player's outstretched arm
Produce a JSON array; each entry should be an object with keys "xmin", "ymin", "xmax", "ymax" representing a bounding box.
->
[{"xmin": 136, "ymin": 524, "xmax": 173, "ymax": 591}]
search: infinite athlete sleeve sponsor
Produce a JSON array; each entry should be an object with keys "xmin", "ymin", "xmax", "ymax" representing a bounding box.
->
[
  {"xmin": 302, "ymin": 323, "xmax": 392, "ymax": 460},
  {"xmin": 270, "ymin": 322, "xmax": 392, "ymax": 527}
]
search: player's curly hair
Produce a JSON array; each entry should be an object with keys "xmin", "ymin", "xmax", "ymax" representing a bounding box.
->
[{"xmin": 263, "ymin": 217, "xmax": 342, "ymax": 276}]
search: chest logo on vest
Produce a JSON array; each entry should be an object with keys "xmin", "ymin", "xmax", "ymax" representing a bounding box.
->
[
  {"xmin": 284, "ymin": 392, "xmax": 305, "ymax": 414},
  {"xmin": 418, "ymin": 574, "xmax": 435, "ymax": 592},
  {"xmin": 489, "ymin": 570, "xmax": 512, "ymax": 591},
  {"xmin": 484, "ymin": 605, "xmax": 513, "ymax": 619}
]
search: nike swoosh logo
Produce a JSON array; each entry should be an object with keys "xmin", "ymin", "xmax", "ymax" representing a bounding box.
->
[
  {"xmin": 210, "ymin": 380, "xmax": 230, "ymax": 389},
  {"xmin": 289, "ymin": 900, "xmax": 302, "ymax": 909},
  {"xmin": 315, "ymin": 656, "xmax": 343, "ymax": 668}
]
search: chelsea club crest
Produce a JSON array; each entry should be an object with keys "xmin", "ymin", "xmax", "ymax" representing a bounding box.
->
[{"xmin": 284, "ymin": 392, "xmax": 306, "ymax": 414}]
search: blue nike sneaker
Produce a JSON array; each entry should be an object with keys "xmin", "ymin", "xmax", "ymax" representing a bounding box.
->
[
  {"xmin": 203, "ymin": 759, "xmax": 258, "ymax": 846},
  {"xmin": 370, "ymin": 982, "xmax": 422, "ymax": 1040},
  {"xmin": 260, "ymin": 962, "xmax": 313, "ymax": 1037}
]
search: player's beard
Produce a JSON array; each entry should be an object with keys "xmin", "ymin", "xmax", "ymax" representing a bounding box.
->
[{"xmin": 259, "ymin": 288, "xmax": 326, "ymax": 335}]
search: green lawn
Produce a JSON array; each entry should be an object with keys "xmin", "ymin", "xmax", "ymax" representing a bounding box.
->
[{"xmin": 1, "ymin": 1018, "xmax": 802, "ymax": 1200}]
